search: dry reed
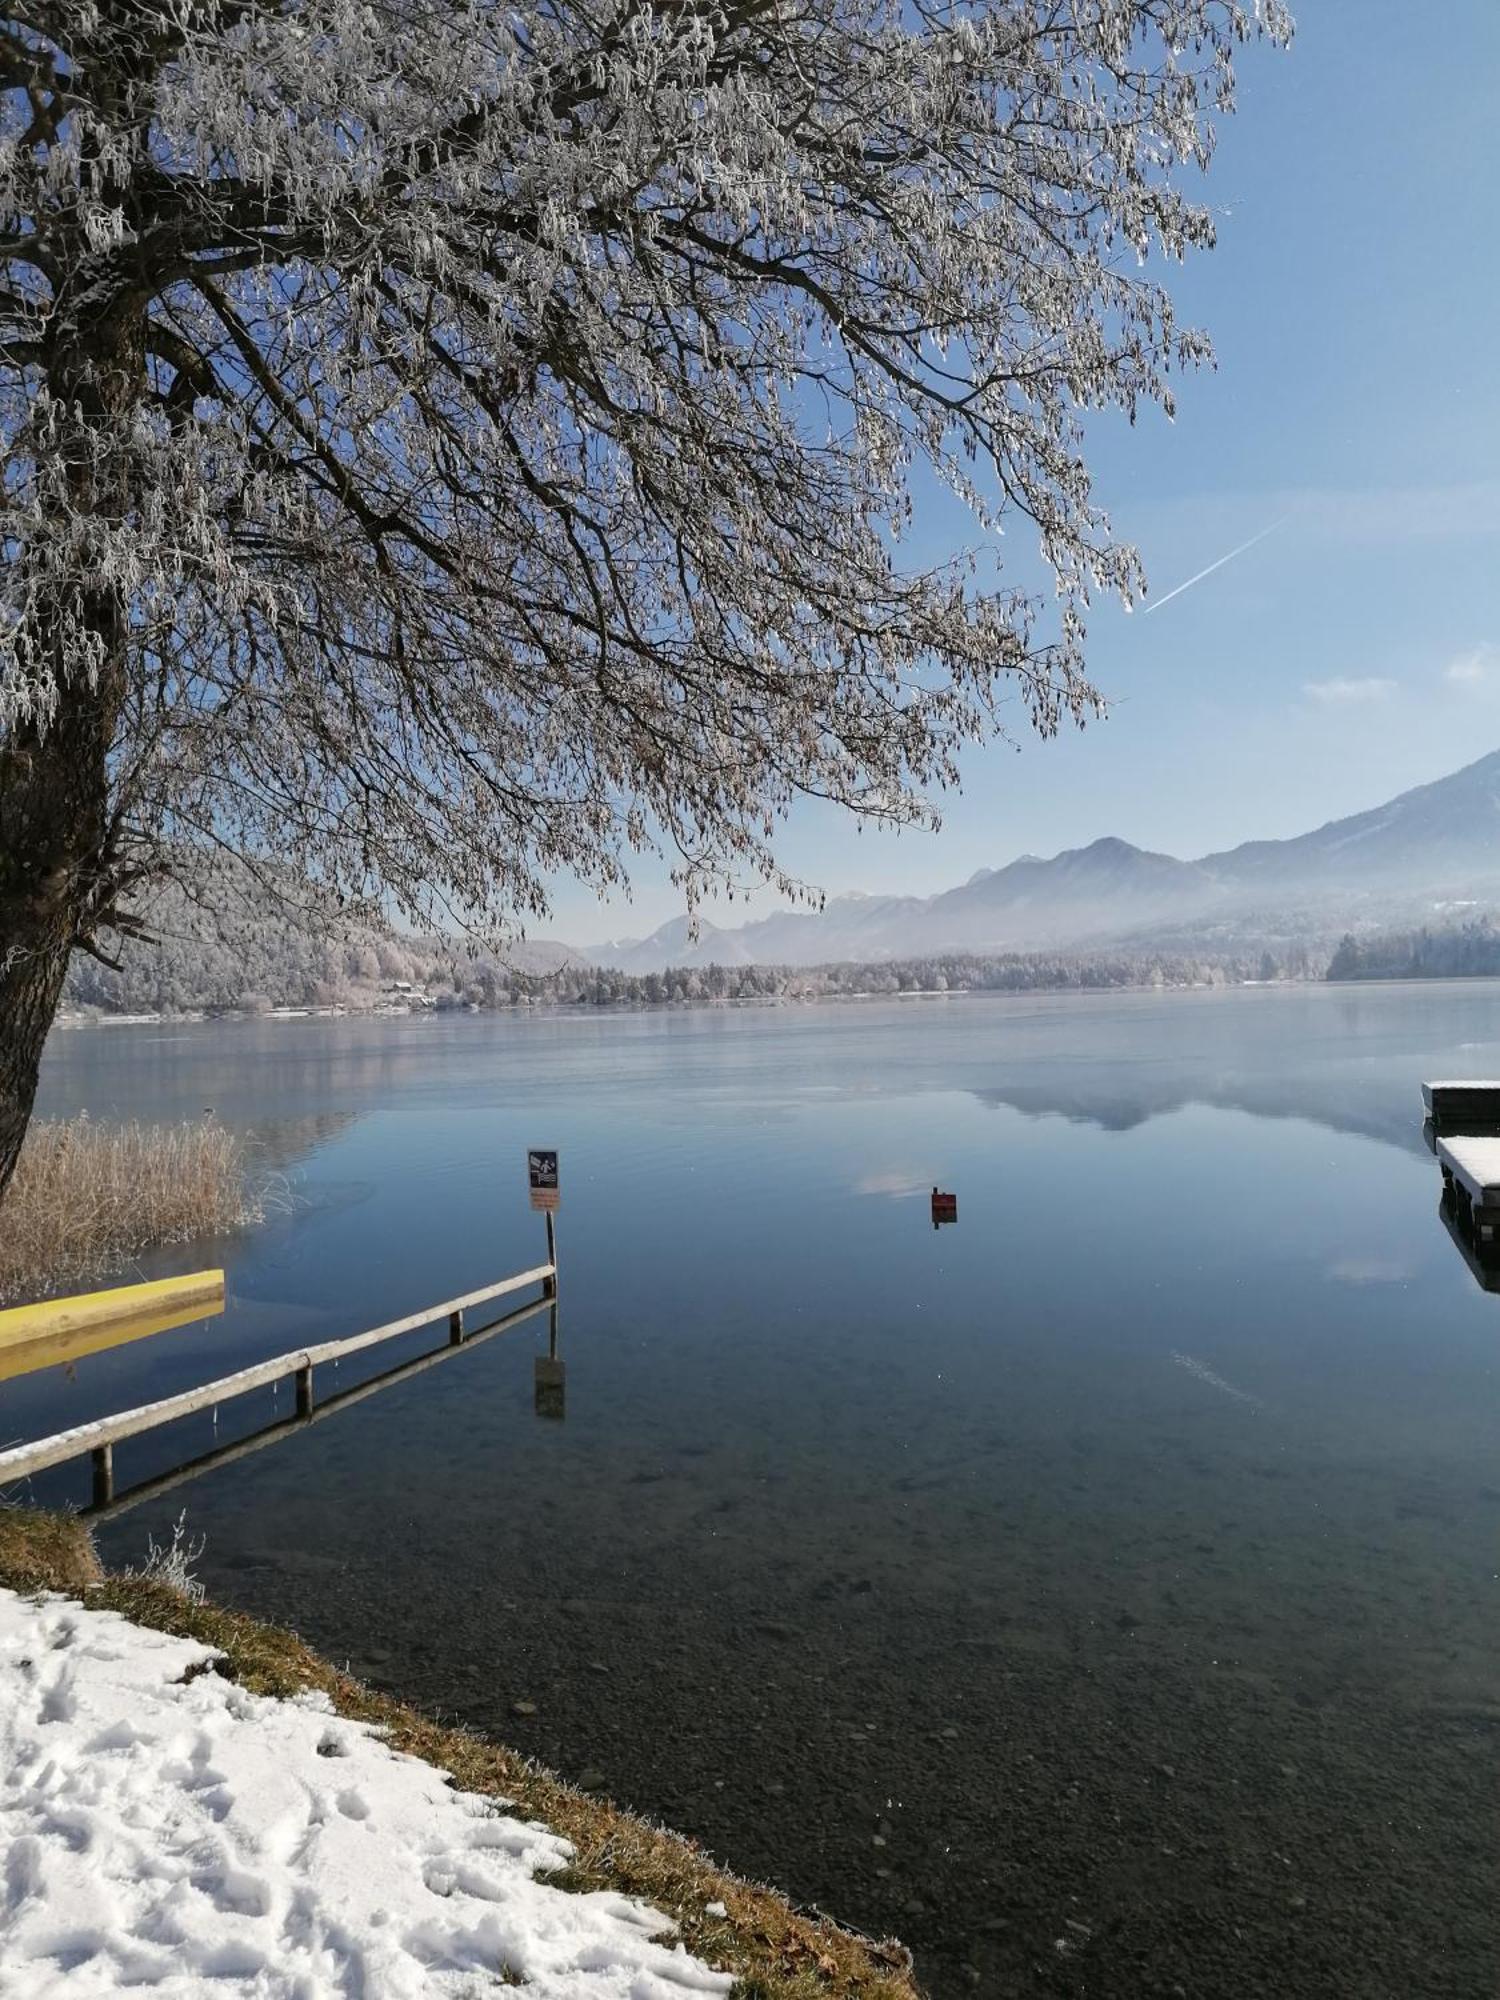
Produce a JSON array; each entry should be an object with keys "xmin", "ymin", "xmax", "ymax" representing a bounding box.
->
[{"xmin": 0, "ymin": 1115, "xmax": 262, "ymax": 1301}]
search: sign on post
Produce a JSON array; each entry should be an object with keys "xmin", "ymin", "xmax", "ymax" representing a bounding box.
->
[{"xmin": 528, "ymin": 1148, "xmax": 560, "ymax": 1212}]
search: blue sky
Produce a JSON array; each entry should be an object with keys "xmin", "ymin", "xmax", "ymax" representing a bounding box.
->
[{"xmin": 546, "ymin": 0, "xmax": 1500, "ymax": 942}]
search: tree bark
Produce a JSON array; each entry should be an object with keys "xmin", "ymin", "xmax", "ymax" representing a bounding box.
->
[
  {"xmin": 0, "ymin": 681, "xmax": 119, "ymax": 1200},
  {"xmin": 0, "ymin": 244, "xmax": 143, "ymax": 1202}
]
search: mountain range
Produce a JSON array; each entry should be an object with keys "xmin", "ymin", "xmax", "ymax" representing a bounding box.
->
[{"xmin": 582, "ymin": 749, "xmax": 1500, "ymax": 972}]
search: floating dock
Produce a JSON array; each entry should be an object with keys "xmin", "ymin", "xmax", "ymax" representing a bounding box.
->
[
  {"xmin": 1420, "ymin": 1080, "xmax": 1500, "ymax": 1131},
  {"xmin": 1436, "ymin": 1135, "xmax": 1500, "ymax": 1242}
]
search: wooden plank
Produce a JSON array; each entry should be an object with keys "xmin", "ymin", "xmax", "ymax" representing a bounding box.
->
[
  {"xmin": 1422, "ymin": 1080, "xmax": 1500, "ymax": 1126},
  {"xmin": 1422, "ymin": 1078, "xmax": 1500, "ymax": 1108},
  {"xmin": 0, "ymin": 1262, "xmax": 555, "ymax": 1487},
  {"xmin": 0, "ymin": 1349, "xmax": 312, "ymax": 1485},
  {"xmin": 0, "ymin": 1271, "xmax": 225, "ymax": 1352},
  {"xmin": 0, "ymin": 1292, "xmax": 225, "ymax": 1387}
]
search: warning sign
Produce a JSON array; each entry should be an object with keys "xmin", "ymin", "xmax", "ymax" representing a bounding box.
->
[{"xmin": 528, "ymin": 1149, "xmax": 560, "ymax": 1211}]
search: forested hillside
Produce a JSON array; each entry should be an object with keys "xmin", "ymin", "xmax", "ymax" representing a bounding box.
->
[
  {"xmin": 1326, "ymin": 920, "xmax": 1500, "ymax": 982},
  {"xmin": 61, "ymin": 881, "xmax": 579, "ymax": 1016},
  {"xmin": 63, "ymin": 879, "xmax": 1299, "ymax": 1018}
]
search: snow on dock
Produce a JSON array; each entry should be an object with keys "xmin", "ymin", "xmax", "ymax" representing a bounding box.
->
[
  {"xmin": 0, "ymin": 1589, "xmax": 731, "ymax": 1999},
  {"xmin": 1436, "ymin": 1136, "xmax": 1500, "ymax": 1242}
]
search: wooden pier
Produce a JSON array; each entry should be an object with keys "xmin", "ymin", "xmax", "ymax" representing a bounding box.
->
[
  {"xmin": 1436, "ymin": 1135, "xmax": 1500, "ymax": 1243},
  {"xmin": 0, "ymin": 1257, "xmax": 556, "ymax": 1512},
  {"xmin": 1421, "ymin": 1079, "xmax": 1500, "ymax": 1132}
]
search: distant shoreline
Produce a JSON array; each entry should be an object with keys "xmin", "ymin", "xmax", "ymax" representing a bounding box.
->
[{"xmin": 56, "ymin": 966, "xmax": 1500, "ymax": 1035}]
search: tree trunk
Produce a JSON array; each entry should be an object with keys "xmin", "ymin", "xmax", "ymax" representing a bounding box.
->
[
  {"xmin": 0, "ymin": 682, "xmax": 119, "ymax": 1200},
  {"xmin": 0, "ymin": 266, "xmax": 143, "ymax": 1202}
]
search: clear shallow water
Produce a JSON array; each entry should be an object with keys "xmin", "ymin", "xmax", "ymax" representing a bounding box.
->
[{"xmin": 13, "ymin": 985, "xmax": 1500, "ymax": 1998}]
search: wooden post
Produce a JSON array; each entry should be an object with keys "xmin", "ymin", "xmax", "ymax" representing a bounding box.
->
[
  {"xmin": 543, "ymin": 1211, "xmax": 557, "ymax": 1298},
  {"xmin": 91, "ymin": 1442, "xmax": 113, "ymax": 1508},
  {"xmin": 449, "ymin": 1309, "xmax": 464, "ymax": 1345},
  {"xmin": 295, "ymin": 1363, "xmax": 314, "ymax": 1419}
]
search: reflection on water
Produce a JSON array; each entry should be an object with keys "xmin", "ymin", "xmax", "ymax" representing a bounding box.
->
[
  {"xmin": 534, "ymin": 1306, "xmax": 567, "ymax": 1420},
  {"xmin": 15, "ymin": 985, "xmax": 1500, "ymax": 2000},
  {"xmin": 1169, "ymin": 1350, "xmax": 1264, "ymax": 1408},
  {"xmin": 1438, "ymin": 1195, "xmax": 1500, "ymax": 1293},
  {"xmin": 0, "ymin": 1288, "xmax": 225, "ymax": 1387},
  {"xmin": 248, "ymin": 1107, "xmax": 361, "ymax": 1175}
]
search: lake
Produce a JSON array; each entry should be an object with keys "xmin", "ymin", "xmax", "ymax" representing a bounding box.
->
[{"xmin": 12, "ymin": 984, "xmax": 1500, "ymax": 1999}]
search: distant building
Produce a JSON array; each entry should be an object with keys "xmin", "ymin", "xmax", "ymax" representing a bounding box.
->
[{"xmin": 381, "ymin": 980, "xmax": 436, "ymax": 1010}]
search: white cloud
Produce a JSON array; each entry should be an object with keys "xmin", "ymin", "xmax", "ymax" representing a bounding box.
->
[
  {"xmin": 1443, "ymin": 642, "xmax": 1500, "ymax": 685},
  {"xmin": 1302, "ymin": 676, "xmax": 1397, "ymax": 705}
]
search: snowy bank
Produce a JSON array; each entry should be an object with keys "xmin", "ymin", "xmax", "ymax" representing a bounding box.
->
[
  {"xmin": 0, "ymin": 1510, "xmax": 916, "ymax": 2000},
  {"xmin": 0, "ymin": 1587, "xmax": 732, "ymax": 1997}
]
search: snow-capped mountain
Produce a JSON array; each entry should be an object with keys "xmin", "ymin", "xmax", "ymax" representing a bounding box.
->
[
  {"xmin": 584, "ymin": 750, "xmax": 1500, "ymax": 971},
  {"xmin": 1201, "ymin": 749, "xmax": 1500, "ymax": 891}
]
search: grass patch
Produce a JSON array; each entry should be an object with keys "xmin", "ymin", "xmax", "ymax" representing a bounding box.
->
[
  {"xmin": 0, "ymin": 1505, "xmax": 103, "ymax": 1593},
  {"xmin": 0, "ymin": 1508, "xmax": 921, "ymax": 2000},
  {"xmin": 0, "ymin": 1115, "xmax": 264, "ymax": 1301}
]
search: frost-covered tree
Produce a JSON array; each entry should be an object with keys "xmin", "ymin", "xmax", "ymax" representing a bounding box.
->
[{"xmin": 0, "ymin": 0, "xmax": 1289, "ymax": 1191}]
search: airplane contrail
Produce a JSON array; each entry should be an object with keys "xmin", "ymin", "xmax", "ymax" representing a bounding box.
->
[{"xmin": 1143, "ymin": 514, "xmax": 1290, "ymax": 615}]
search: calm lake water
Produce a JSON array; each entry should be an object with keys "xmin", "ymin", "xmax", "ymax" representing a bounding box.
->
[{"xmin": 13, "ymin": 985, "xmax": 1500, "ymax": 1998}]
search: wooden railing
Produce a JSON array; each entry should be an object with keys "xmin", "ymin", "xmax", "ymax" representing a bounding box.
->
[
  {"xmin": 0, "ymin": 1258, "xmax": 557, "ymax": 1507},
  {"xmin": 89, "ymin": 1290, "xmax": 556, "ymax": 1521}
]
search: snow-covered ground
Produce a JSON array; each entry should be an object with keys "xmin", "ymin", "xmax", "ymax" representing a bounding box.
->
[{"xmin": 0, "ymin": 1589, "xmax": 732, "ymax": 1997}]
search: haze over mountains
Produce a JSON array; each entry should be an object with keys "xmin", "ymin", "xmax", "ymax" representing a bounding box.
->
[{"xmin": 584, "ymin": 750, "xmax": 1500, "ymax": 972}]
